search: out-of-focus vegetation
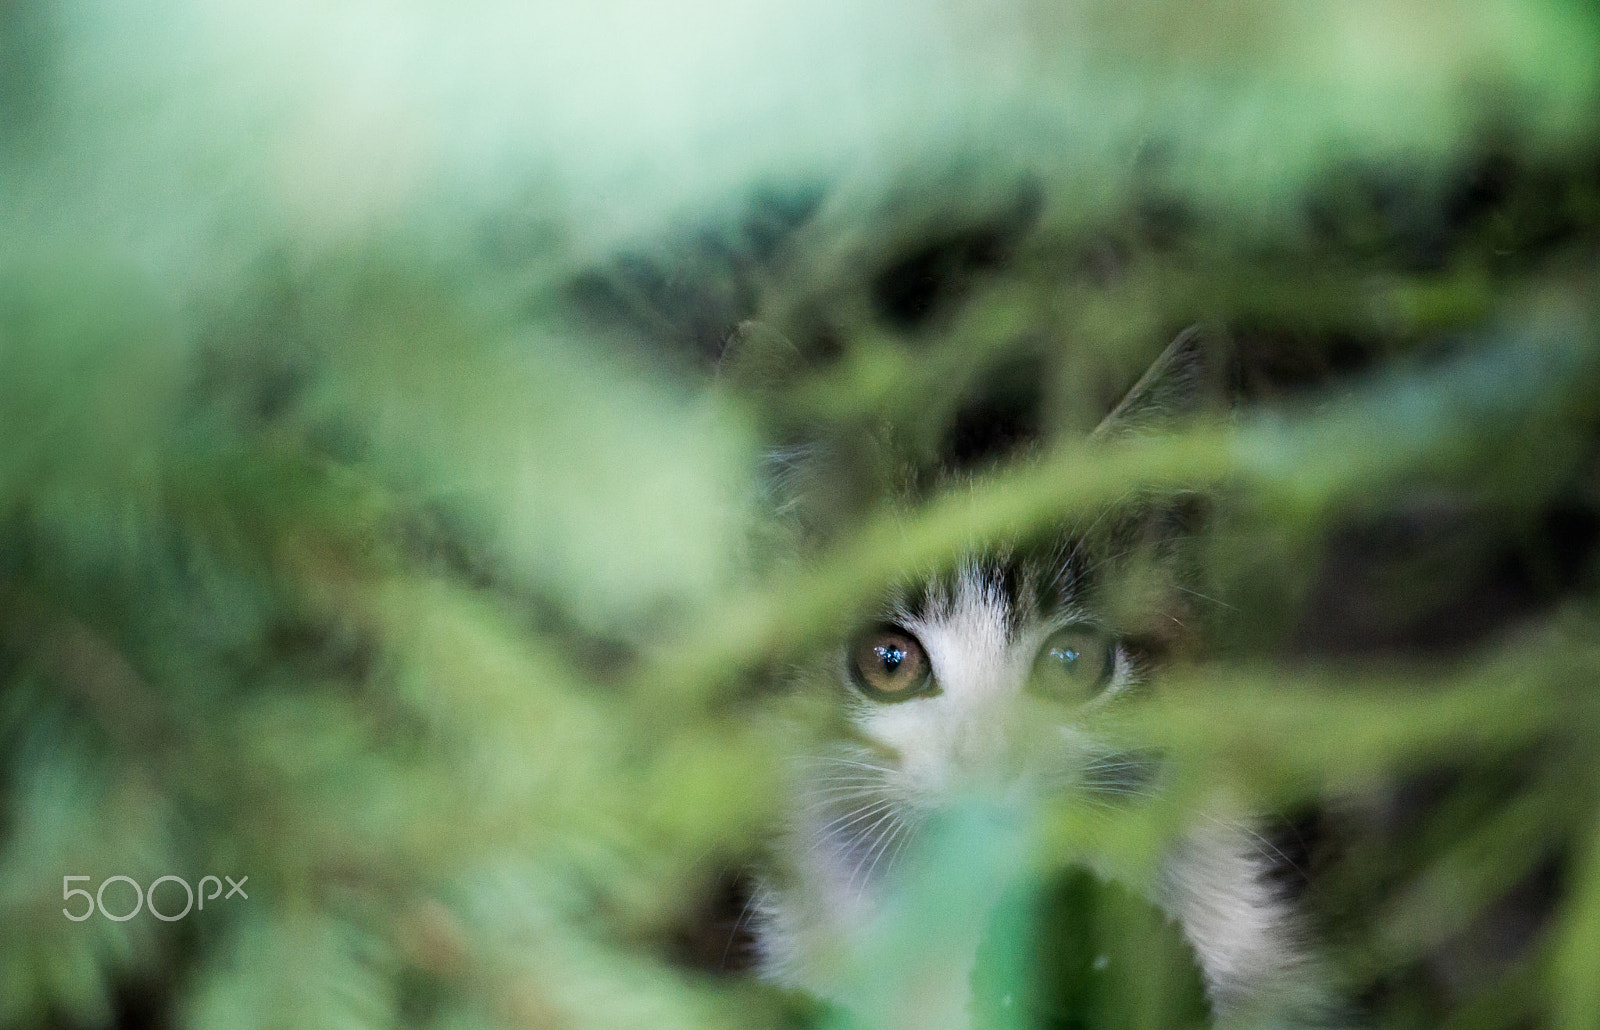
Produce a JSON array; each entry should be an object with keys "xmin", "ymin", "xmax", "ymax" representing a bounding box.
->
[{"xmin": 3, "ymin": 1, "xmax": 1600, "ymax": 1029}]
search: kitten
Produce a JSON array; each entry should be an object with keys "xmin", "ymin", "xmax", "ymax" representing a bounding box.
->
[{"xmin": 743, "ymin": 330, "xmax": 1336, "ymax": 1028}]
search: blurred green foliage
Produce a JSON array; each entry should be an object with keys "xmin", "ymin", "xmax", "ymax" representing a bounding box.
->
[{"xmin": 3, "ymin": 2, "xmax": 1600, "ymax": 1030}]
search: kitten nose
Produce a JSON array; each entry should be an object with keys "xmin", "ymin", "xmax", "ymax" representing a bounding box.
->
[
  {"xmin": 951, "ymin": 716, "xmax": 1006, "ymax": 776},
  {"xmin": 947, "ymin": 696, "xmax": 1063, "ymax": 799},
  {"xmin": 949, "ymin": 702, "xmax": 1038, "ymax": 791}
]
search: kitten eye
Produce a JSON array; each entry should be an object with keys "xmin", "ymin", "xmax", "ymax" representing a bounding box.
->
[
  {"xmin": 848, "ymin": 625, "xmax": 934, "ymax": 701},
  {"xmin": 1030, "ymin": 625, "xmax": 1115, "ymax": 701}
]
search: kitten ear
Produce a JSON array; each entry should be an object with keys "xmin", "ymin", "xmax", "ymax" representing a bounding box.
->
[
  {"xmin": 1092, "ymin": 325, "xmax": 1229, "ymax": 440},
  {"xmin": 717, "ymin": 319, "xmax": 804, "ymax": 393},
  {"xmin": 719, "ymin": 320, "xmax": 884, "ymax": 539},
  {"xmin": 1085, "ymin": 327, "xmax": 1228, "ymax": 660}
]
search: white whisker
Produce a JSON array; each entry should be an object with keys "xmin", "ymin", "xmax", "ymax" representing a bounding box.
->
[
  {"xmin": 721, "ymin": 885, "xmax": 760, "ymax": 970},
  {"xmin": 845, "ymin": 806, "xmax": 902, "ymax": 894},
  {"xmin": 884, "ymin": 817, "xmax": 918, "ymax": 879},
  {"xmin": 860, "ymin": 815, "xmax": 905, "ymax": 889},
  {"xmin": 813, "ymin": 756, "xmax": 896, "ymax": 775},
  {"xmin": 813, "ymin": 798, "xmax": 897, "ymax": 841},
  {"xmin": 1201, "ymin": 813, "xmax": 1308, "ymax": 880}
]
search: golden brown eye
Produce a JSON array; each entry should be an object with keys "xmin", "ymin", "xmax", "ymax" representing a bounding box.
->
[
  {"xmin": 848, "ymin": 626, "xmax": 934, "ymax": 701},
  {"xmin": 1029, "ymin": 625, "xmax": 1115, "ymax": 701}
]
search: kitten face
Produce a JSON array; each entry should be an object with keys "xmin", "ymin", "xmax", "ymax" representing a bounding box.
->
[
  {"xmin": 835, "ymin": 555, "xmax": 1135, "ymax": 811},
  {"xmin": 765, "ymin": 542, "xmax": 1164, "ymax": 965}
]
